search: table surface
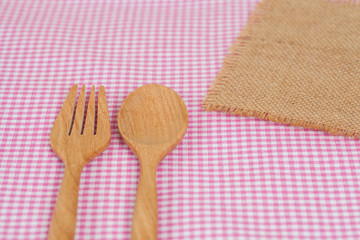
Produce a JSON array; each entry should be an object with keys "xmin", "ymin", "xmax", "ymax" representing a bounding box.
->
[{"xmin": 1, "ymin": 0, "xmax": 360, "ymax": 239}]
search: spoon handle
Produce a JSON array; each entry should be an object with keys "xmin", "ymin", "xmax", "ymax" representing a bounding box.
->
[
  {"xmin": 48, "ymin": 167, "xmax": 82, "ymax": 240},
  {"xmin": 131, "ymin": 164, "xmax": 158, "ymax": 240}
]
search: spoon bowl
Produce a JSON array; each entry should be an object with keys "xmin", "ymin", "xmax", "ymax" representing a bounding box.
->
[{"xmin": 118, "ymin": 84, "xmax": 188, "ymax": 240}]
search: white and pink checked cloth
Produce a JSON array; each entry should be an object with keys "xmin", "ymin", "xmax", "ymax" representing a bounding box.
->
[{"xmin": 1, "ymin": 0, "xmax": 360, "ymax": 239}]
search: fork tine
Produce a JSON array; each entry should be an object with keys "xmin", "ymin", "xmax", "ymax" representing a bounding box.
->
[
  {"xmin": 96, "ymin": 86, "xmax": 111, "ymax": 138},
  {"xmin": 83, "ymin": 86, "xmax": 95, "ymax": 136},
  {"xmin": 71, "ymin": 85, "xmax": 86, "ymax": 135},
  {"xmin": 52, "ymin": 85, "xmax": 78, "ymax": 136}
]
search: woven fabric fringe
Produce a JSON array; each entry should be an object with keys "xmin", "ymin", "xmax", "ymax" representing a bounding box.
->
[{"xmin": 202, "ymin": 0, "xmax": 360, "ymax": 138}]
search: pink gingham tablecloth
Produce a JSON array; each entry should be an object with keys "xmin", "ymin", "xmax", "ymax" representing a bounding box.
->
[{"xmin": 1, "ymin": 0, "xmax": 360, "ymax": 239}]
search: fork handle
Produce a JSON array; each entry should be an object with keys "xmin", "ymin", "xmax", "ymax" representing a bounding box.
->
[
  {"xmin": 48, "ymin": 167, "xmax": 82, "ymax": 240},
  {"xmin": 131, "ymin": 164, "xmax": 158, "ymax": 240}
]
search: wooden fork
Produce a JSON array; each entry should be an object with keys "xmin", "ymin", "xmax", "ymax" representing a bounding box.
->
[{"xmin": 48, "ymin": 85, "xmax": 111, "ymax": 240}]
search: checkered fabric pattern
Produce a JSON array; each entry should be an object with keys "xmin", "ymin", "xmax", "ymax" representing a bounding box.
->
[{"xmin": 1, "ymin": 0, "xmax": 360, "ymax": 239}]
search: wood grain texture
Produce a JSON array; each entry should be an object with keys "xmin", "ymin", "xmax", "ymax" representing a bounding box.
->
[
  {"xmin": 118, "ymin": 84, "xmax": 188, "ymax": 240},
  {"xmin": 48, "ymin": 85, "xmax": 111, "ymax": 240}
]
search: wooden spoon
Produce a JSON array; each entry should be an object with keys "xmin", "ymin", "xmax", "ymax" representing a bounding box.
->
[{"xmin": 117, "ymin": 84, "xmax": 188, "ymax": 240}]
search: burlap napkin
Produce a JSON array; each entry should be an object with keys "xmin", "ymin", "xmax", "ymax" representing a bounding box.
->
[{"xmin": 203, "ymin": 0, "xmax": 360, "ymax": 138}]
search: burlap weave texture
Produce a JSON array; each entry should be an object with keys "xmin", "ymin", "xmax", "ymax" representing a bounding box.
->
[{"xmin": 203, "ymin": 0, "xmax": 360, "ymax": 138}]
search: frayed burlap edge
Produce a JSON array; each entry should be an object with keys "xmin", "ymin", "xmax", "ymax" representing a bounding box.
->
[{"xmin": 202, "ymin": 0, "xmax": 360, "ymax": 139}]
